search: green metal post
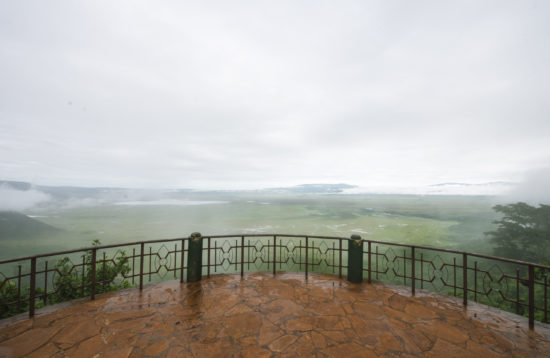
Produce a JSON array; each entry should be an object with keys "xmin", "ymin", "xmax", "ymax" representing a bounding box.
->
[
  {"xmin": 187, "ymin": 232, "xmax": 203, "ymax": 282},
  {"xmin": 347, "ymin": 235, "xmax": 363, "ymax": 283}
]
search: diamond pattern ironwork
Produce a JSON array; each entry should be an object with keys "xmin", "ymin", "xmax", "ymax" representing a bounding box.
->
[
  {"xmin": 157, "ymin": 245, "xmax": 169, "ymax": 259},
  {"xmin": 221, "ymin": 240, "xmax": 231, "ymax": 253}
]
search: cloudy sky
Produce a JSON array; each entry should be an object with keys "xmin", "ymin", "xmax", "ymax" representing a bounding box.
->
[{"xmin": 1, "ymin": 1, "xmax": 549, "ymax": 190}]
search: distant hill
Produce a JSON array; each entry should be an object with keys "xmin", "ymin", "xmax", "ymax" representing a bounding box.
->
[
  {"xmin": 0, "ymin": 180, "xmax": 32, "ymax": 191},
  {"xmin": 0, "ymin": 211, "xmax": 61, "ymax": 240},
  {"xmin": 430, "ymin": 181, "xmax": 514, "ymax": 187},
  {"xmin": 269, "ymin": 183, "xmax": 358, "ymax": 194},
  {"xmin": 1, "ymin": 179, "xmax": 358, "ymax": 199},
  {"xmin": 1, "ymin": 180, "xmax": 123, "ymax": 200}
]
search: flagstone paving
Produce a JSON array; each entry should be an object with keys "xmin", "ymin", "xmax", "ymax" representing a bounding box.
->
[{"xmin": 1, "ymin": 272, "xmax": 550, "ymax": 357}]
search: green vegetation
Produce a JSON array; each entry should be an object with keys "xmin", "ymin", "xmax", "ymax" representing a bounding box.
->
[
  {"xmin": 0, "ymin": 211, "xmax": 60, "ymax": 240},
  {"xmin": 0, "ymin": 240, "xmax": 130, "ymax": 318},
  {"xmin": 0, "ymin": 194, "xmax": 499, "ymax": 260},
  {"xmin": 486, "ymin": 202, "xmax": 550, "ymax": 265}
]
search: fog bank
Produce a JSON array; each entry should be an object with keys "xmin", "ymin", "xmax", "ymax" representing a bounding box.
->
[
  {"xmin": 0, "ymin": 185, "xmax": 51, "ymax": 211},
  {"xmin": 504, "ymin": 167, "xmax": 550, "ymax": 205}
]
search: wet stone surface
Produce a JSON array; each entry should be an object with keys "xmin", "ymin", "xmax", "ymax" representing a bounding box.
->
[{"xmin": 1, "ymin": 272, "xmax": 550, "ymax": 357}]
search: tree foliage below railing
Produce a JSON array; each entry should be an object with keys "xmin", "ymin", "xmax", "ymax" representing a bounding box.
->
[
  {"xmin": 487, "ymin": 202, "xmax": 550, "ymax": 266},
  {"xmin": 0, "ymin": 240, "xmax": 131, "ymax": 318}
]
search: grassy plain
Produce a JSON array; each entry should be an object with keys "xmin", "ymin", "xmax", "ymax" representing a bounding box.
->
[{"xmin": 1, "ymin": 193, "xmax": 501, "ymax": 260}]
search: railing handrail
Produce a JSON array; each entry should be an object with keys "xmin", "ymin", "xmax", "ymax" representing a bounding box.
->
[{"xmin": 2, "ymin": 233, "xmax": 549, "ymax": 270}]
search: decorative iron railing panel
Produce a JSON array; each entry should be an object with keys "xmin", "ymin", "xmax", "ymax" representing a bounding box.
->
[
  {"xmin": 0, "ymin": 234, "xmax": 548, "ymax": 329},
  {"xmin": 200, "ymin": 236, "xmax": 347, "ymax": 278}
]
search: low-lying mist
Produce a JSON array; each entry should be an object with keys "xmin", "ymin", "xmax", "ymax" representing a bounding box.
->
[
  {"xmin": 0, "ymin": 185, "xmax": 51, "ymax": 211},
  {"xmin": 503, "ymin": 167, "xmax": 550, "ymax": 205}
]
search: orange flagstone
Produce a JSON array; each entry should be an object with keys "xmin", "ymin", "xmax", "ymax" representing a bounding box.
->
[{"xmin": 1, "ymin": 272, "xmax": 550, "ymax": 357}]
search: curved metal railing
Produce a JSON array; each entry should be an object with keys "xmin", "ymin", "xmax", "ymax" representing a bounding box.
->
[{"xmin": 1, "ymin": 234, "xmax": 549, "ymax": 329}]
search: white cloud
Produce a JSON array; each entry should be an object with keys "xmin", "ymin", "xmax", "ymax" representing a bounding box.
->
[
  {"xmin": 0, "ymin": 185, "xmax": 50, "ymax": 211},
  {"xmin": 0, "ymin": 1, "xmax": 549, "ymax": 190},
  {"xmin": 504, "ymin": 167, "xmax": 550, "ymax": 205}
]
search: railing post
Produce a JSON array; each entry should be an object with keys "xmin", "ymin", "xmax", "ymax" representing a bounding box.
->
[
  {"xmin": 463, "ymin": 253, "xmax": 468, "ymax": 306},
  {"xmin": 29, "ymin": 257, "xmax": 36, "ymax": 318},
  {"xmin": 90, "ymin": 248, "xmax": 97, "ymax": 300},
  {"xmin": 411, "ymin": 247, "xmax": 415, "ymax": 295},
  {"xmin": 139, "ymin": 243, "xmax": 144, "ymax": 290},
  {"xmin": 529, "ymin": 264, "xmax": 535, "ymax": 329},
  {"xmin": 187, "ymin": 232, "xmax": 203, "ymax": 282},
  {"xmin": 347, "ymin": 235, "xmax": 363, "ymax": 283}
]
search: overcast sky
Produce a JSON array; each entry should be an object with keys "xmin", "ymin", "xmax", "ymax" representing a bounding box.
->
[{"xmin": 1, "ymin": 1, "xmax": 549, "ymax": 190}]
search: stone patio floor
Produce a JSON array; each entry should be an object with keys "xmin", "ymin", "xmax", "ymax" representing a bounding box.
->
[{"xmin": 1, "ymin": 272, "xmax": 550, "ymax": 357}]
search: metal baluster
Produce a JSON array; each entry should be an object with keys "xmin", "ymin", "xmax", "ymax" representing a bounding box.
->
[
  {"xmin": 310, "ymin": 240, "xmax": 314, "ymax": 273},
  {"xmin": 463, "ymin": 253, "xmax": 467, "ymax": 306},
  {"xmin": 139, "ymin": 243, "xmax": 144, "ymax": 290},
  {"xmin": 376, "ymin": 246, "xmax": 379, "ymax": 280},
  {"xmin": 103, "ymin": 252, "xmax": 107, "ymax": 290},
  {"xmin": 29, "ymin": 258, "xmax": 36, "ymax": 317},
  {"xmin": 368, "ymin": 241, "xmax": 372, "ymax": 284},
  {"xmin": 339, "ymin": 239, "xmax": 343, "ymax": 279},
  {"xmin": 529, "ymin": 265, "xmax": 535, "ymax": 329},
  {"xmin": 516, "ymin": 268, "xmax": 520, "ymax": 314},
  {"xmin": 420, "ymin": 253, "xmax": 423, "ymax": 289},
  {"xmin": 43, "ymin": 261, "xmax": 48, "ymax": 304},
  {"xmin": 17, "ymin": 265, "xmax": 21, "ymax": 313},
  {"xmin": 235, "ymin": 239, "xmax": 238, "ymax": 271},
  {"xmin": 148, "ymin": 247, "xmax": 152, "ymax": 282},
  {"xmin": 241, "ymin": 236, "xmax": 245, "ymax": 277},
  {"xmin": 91, "ymin": 248, "xmax": 97, "ymax": 299},
  {"xmin": 403, "ymin": 249, "xmax": 407, "ymax": 286},
  {"xmin": 273, "ymin": 236, "xmax": 276, "ymax": 275},
  {"xmin": 453, "ymin": 257, "xmax": 457, "ymax": 297},
  {"xmin": 81, "ymin": 255, "xmax": 85, "ymax": 296},
  {"xmin": 180, "ymin": 239, "xmax": 185, "ymax": 283},
  {"xmin": 474, "ymin": 261, "xmax": 478, "ymax": 302},
  {"xmin": 279, "ymin": 239, "xmax": 288, "ymax": 271},
  {"xmin": 174, "ymin": 243, "xmax": 177, "ymax": 278},
  {"xmin": 132, "ymin": 248, "xmax": 135, "ymax": 285},
  {"xmin": 411, "ymin": 247, "xmax": 416, "ymax": 295},
  {"xmin": 206, "ymin": 238, "xmax": 212, "ymax": 278},
  {"xmin": 544, "ymin": 275, "xmax": 548, "ymax": 323},
  {"xmin": 332, "ymin": 242, "xmax": 335, "ymax": 274},
  {"xmin": 305, "ymin": 237, "xmax": 309, "ymax": 279}
]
